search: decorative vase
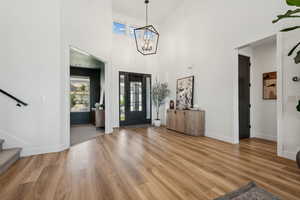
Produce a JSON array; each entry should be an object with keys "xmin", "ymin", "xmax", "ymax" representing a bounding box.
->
[
  {"xmin": 297, "ymin": 151, "xmax": 300, "ymax": 168},
  {"xmin": 297, "ymin": 100, "xmax": 300, "ymax": 112},
  {"xmin": 170, "ymin": 100, "xmax": 175, "ymax": 110},
  {"xmin": 153, "ymin": 119, "xmax": 161, "ymax": 127}
]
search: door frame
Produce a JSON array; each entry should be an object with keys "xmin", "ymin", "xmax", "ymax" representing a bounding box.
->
[
  {"xmin": 62, "ymin": 46, "xmax": 113, "ymax": 151},
  {"xmin": 119, "ymin": 71, "xmax": 152, "ymax": 126},
  {"xmin": 233, "ymin": 33, "xmax": 283, "ymax": 157}
]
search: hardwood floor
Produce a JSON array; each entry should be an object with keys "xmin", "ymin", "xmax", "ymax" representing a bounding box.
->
[{"xmin": 0, "ymin": 127, "xmax": 299, "ymax": 200}]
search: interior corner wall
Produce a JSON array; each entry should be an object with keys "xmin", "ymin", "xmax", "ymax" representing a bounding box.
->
[
  {"xmin": 250, "ymin": 41, "xmax": 277, "ymax": 141},
  {"xmin": 157, "ymin": 0, "xmax": 292, "ymax": 144},
  {"xmin": 0, "ymin": 0, "xmax": 62, "ymax": 156}
]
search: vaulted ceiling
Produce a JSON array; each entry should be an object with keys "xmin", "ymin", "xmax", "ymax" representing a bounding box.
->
[{"xmin": 112, "ymin": 0, "xmax": 183, "ymax": 23}]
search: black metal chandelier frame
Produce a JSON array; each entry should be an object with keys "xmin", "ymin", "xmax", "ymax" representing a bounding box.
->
[{"xmin": 134, "ymin": 0, "xmax": 160, "ymax": 56}]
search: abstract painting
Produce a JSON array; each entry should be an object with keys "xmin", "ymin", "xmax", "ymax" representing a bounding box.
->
[
  {"xmin": 263, "ymin": 72, "xmax": 277, "ymax": 100},
  {"xmin": 176, "ymin": 76, "xmax": 194, "ymax": 110}
]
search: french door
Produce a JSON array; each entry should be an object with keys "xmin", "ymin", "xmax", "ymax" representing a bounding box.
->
[{"xmin": 119, "ymin": 72, "xmax": 151, "ymax": 126}]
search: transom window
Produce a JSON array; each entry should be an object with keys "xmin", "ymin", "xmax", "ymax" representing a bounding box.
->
[
  {"xmin": 113, "ymin": 22, "xmax": 126, "ymax": 35},
  {"xmin": 113, "ymin": 22, "xmax": 141, "ymax": 38}
]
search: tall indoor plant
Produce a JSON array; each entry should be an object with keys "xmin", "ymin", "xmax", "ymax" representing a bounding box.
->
[
  {"xmin": 273, "ymin": 0, "xmax": 300, "ymax": 64},
  {"xmin": 152, "ymin": 80, "xmax": 170, "ymax": 127}
]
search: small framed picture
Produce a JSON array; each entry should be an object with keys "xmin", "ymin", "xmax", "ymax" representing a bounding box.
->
[{"xmin": 263, "ymin": 72, "xmax": 277, "ymax": 100}]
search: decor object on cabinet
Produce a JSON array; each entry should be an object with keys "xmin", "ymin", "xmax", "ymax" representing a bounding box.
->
[
  {"xmin": 272, "ymin": 0, "xmax": 300, "ymax": 64},
  {"xmin": 169, "ymin": 100, "xmax": 175, "ymax": 109},
  {"xmin": 297, "ymin": 100, "xmax": 300, "ymax": 112},
  {"xmin": 166, "ymin": 109, "xmax": 205, "ymax": 136},
  {"xmin": 152, "ymin": 80, "xmax": 170, "ymax": 127},
  {"xmin": 292, "ymin": 76, "xmax": 300, "ymax": 82},
  {"xmin": 263, "ymin": 72, "xmax": 277, "ymax": 100},
  {"xmin": 134, "ymin": 0, "xmax": 159, "ymax": 56},
  {"xmin": 176, "ymin": 76, "xmax": 194, "ymax": 110}
]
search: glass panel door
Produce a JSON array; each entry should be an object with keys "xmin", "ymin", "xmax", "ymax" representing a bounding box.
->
[
  {"xmin": 130, "ymin": 82, "xmax": 142, "ymax": 112},
  {"xmin": 119, "ymin": 72, "xmax": 151, "ymax": 126}
]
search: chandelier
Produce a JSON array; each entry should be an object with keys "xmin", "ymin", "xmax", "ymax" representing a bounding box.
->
[{"xmin": 134, "ymin": 0, "xmax": 159, "ymax": 56}]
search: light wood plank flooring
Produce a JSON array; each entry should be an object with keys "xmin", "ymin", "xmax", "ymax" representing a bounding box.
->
[{"xmin": 0, "ymin": 127, "xmax": 299, "ymax": 200}]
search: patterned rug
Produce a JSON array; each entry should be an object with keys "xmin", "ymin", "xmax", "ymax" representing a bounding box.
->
[{"xmin": 215, "ymin": 182, "xmax": 281, "ymax": 200}]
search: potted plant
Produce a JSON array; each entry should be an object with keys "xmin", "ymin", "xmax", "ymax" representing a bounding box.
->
[
  {"xmin": 152, "ymin": 80, "xmax": 170, "ymax": 127},
  {"xmin": 273, "ymin": 0, "xmax": 300, "ymax": 64}
]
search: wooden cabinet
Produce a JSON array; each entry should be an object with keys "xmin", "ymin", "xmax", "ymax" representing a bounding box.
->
[
  {"xmin": 95, "ymin": 110, "xmax": 105, "ymax": 128},
  {"xmin": 166, "ymin": 109, "xmax": 205, "ymax": 136}
]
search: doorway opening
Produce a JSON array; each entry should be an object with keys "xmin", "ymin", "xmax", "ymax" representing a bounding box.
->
[
  {"xmin": 69, "ymin": 47, "xmax": 105, "ymax": 146},
  {"xmin": 119, "ymin": 72, "xmax": 152, "ymax": 126},
  {"xmin": 238, "ymin": 36, "xmax": 278, "ymax": 150}
]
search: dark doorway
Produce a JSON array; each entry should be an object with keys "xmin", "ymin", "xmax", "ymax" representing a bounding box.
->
[
  {"xmin": 119, "ymin": 72, "xmax": 151, "ymax": 126},
  {"xmin": 70, "ymin": 67, "xmax": 100, "ymax": 125},
  {"xmin": 239, "ymin": 55, "xmax": 251, "ymax": 140}
]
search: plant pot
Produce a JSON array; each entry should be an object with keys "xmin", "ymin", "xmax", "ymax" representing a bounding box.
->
[
  {"xmin": 153, "ymin": 119, "xmax": 161, "ymax": 127},
  {"xmin": 297, "ymin": 151, "xmax": 300, "ymax": 168}
]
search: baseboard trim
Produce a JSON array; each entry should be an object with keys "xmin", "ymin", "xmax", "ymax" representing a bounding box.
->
[
  {"xmin": 205, "ymin": 132, "xmax": 234, "ymax": 144},
  {"xmin": 251, "ymin": 133, "xmax": 277, "ymax": 142},
  {"xmin": 281, "ymin": 150, "xmax": 297, "ymax": 161},
  {"xmin": 21, "ymin": 144, "xmax": 68, "ymax": 157}
]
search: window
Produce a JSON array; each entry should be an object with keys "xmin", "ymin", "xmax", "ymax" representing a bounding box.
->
[
  {"xmin": 120, "ymin": 75, "xmax": 125, "ymax": 121},
  {"xmin": 113, "ymin": 22, "xmax": 126, "ymax": 35},
  {"xmin": 129, "ymin": 26, "xmax": 138, "ymax": 38},
  {"xmin": 70, "ymin": 76, "xmax": 90, "ymax": 112},
  {"xmin": 130, "ymin": 82, "xmax": 142, "ymax": 112}
]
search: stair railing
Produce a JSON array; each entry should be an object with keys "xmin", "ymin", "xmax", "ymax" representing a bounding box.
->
[{"xmin": 0, "ymin": 89, "xmax": 28, "ymax": 107}]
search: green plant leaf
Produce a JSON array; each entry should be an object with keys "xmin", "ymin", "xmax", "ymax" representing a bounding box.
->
[
  {"xmin": 294, "ymin": 50, "xmax": 300, "ymax": 63},
  {"xmin": 286, "ymin": 0, "xmax": 300, "ymax": 6},
  {"xmin": 272, "ymin": 9, "xmax": 300, "ymax": 23},
  {"xmin": 281, "ymin": 26, "xmax": 300, "ymax": 32},
  {"xmin": 288, "ymin": 42, "xmax": 300, "ymax": 56}
]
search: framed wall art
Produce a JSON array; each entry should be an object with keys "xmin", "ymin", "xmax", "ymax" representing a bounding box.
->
[
  {"xmin": 176, "ymin": 76, "xmax": 194, "ymax": 110},
  {"xmin": 263, "ymin": 72, "xmax": 277, "ymax": 100}
]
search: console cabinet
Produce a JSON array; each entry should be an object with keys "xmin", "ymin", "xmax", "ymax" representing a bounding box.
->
[{"xmin": 166, "ymin": 109, "xmax": 205, "ymax": 136}]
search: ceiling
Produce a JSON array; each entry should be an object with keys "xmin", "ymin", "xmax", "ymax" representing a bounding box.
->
[{"xmin": 112, "ymin": 0, "xmax": 183, "ymax": 23}]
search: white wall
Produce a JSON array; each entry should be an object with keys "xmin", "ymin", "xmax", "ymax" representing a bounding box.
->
[
  {"xmin": 0, "ymin": 0, "xmax": 113, "ymax": 156},
  {"xmin": 111, "ymin": 13, "xmax": 160, "ymax": 127},
  {"xmin": 280, "ymin": 29, "xmax": 300, "ymax": 160},
  {"xmin": 0, "ymin": 0, "xmax": 61, "ymax": 156},
  {"xmin": 157, "ymin": 0, "xmax": 299, "ymax": 151},
  {"xmin": 70, "ymin": 49, "xmax": 105, "ymax": 69},
  {"xmin": 250, "ymin": 40, "xmax": 277, "ymax": 141},
  {"xmin": 60, "ymin": 0, "xmax": 113, "ymax": 147}
]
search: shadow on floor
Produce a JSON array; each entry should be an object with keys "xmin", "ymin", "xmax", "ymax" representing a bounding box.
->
[{"xmin": 70, "ymin": 124, "xmax": 105, "ymax": 146}]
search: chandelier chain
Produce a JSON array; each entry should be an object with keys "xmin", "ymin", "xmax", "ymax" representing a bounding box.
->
[{"xmin": 146, "ymin": 2, "xmax": 149, "ymax": 26}]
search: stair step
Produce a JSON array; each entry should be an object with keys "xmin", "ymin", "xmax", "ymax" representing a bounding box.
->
[
  {"xmin": 0, "ymin": 139, "xmax": 4, "ymax": 152},
  {"xmin": 0, "ymin": 148, "xmax": 21, "ymax": 175}
]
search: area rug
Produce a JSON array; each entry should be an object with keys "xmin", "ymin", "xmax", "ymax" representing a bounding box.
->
[{"xmin": 214, "ymin": 182, "xmax": 281, "ymax": 200}]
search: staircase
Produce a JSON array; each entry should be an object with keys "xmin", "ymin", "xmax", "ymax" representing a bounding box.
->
[{"xmin": 0, "ymin": 139, "xmax": 22, "ymax": 175}]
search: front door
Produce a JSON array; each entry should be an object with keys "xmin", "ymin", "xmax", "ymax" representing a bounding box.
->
[
  {"xmin": 238, "ymin": 55, "xmax": 251, "ymax": 139},
  {"xmin": 119, "ymin": 72, "xmax": 151, "ymax": 126}
]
